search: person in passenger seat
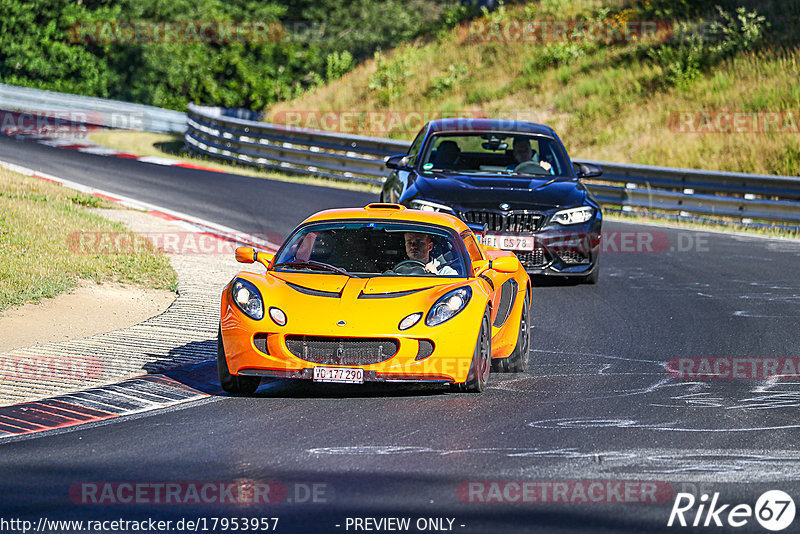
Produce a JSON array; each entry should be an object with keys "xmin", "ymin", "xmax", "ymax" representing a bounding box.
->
[{"xmin": 432, "ymin": 140, "xmax": 461, "ymax": 169}]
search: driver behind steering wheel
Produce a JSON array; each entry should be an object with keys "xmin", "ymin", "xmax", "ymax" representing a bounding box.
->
[
  {"xmin": 399, "ymin": 232, "xmax": 457, "ymax": 276},
  {"xmin": 508, "ymin": 136, "xmax": 553, "ymax": 175}
]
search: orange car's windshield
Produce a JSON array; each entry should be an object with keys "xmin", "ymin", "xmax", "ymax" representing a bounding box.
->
[{"xmin": 273, "ymin": 222, "xmax": 468, "ymax": 277}]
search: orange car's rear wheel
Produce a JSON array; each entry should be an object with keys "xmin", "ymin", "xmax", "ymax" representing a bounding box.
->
[
  {"xmin": 217, "ymin": 326, "xmax": 261, "ymax": 395},
  {"xmin": 455, "ymin": 308, "xmax": 491, "ymax": 393},
  {"xmin": 492, "ymin": 288, "xmax": 530, "ymax": 373}
]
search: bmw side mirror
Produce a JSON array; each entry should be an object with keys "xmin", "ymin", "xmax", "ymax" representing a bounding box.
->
[
  {"xmin": 574, "ymin": 162, "xmax": 603, "ymax": 178},
  {"xmin": 386, "ymin": 154, "xmax": 412, "ymax": 170}
]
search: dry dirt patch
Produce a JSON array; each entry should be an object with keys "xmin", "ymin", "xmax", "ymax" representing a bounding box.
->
[{"xmin": 0, "ymin": 281, "xmax": 175, "ymax": 352}]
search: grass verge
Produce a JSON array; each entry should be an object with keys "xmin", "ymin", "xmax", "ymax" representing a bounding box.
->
[
  {"xmin": 606, "ymin": 211, "xmax": 800, "ymax": 239},
  {"xmin": 88, "ymin": 130, "xmax": 381, "ymax": 194},
  {"xmin": 0, "ymin": 167, "xmax": 178, "ymax": 312},
  {"xmin": 267, "ymin": 0, "xmax": 800, "ymax": 176}
]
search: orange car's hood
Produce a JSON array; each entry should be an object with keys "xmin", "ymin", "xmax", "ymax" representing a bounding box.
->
[
  {"xmin": 361, "ymin": 276, "xmax": 459, "ymax": 295},
  {"xmin": 270, "ymin": 271, "xmax": 460, "ymax": 297},
  {"xmin": 270, "ymin": 271, "xmax": 349, "ymax": 294}
]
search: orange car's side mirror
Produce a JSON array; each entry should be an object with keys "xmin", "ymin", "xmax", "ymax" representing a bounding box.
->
[
  {"xmin": 235, "ymin": 247, "xmax": 274, "ymax": 269},
  {"xmin": 472, "ymin": 259, "xmax": 491, "ymax": 276},
  {"xmin": 491, "ymin": 256, "xmax": 517, "ymax": 273},
  {"xmin": 473, "ymin": 257, "xmax": 517, "ymax": 275},
  {"xmin": 235, "ymin": 247, "xmax": 256, "ymax": 263}
]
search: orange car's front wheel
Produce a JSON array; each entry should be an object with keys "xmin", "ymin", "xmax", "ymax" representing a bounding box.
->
[
  {"xmin": 217, "ymin": 326, "xmax": 261, "ymax": 395},
  {"xmin": 492, "ymin": 288, "xmax": 530, "ymax": 373},
  {"xmin": 454, "ymin": 308, "xmax": 491, "ymax": 393}
]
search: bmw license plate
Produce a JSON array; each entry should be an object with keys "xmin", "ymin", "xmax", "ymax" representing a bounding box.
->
[
  {"xmin": 484, "ymin": 233, "xmax": 535, "ymax": 251},
  {"xmin": 313, "ymin": 366, "xmax": 364, "ymax": 384}
]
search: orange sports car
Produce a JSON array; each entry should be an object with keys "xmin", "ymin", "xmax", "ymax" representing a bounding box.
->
[{"xmin": 218, "ymin": 203, "xmax": 531, "ymax": 394}]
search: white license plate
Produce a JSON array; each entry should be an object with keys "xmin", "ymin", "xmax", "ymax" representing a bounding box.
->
[
  {"xmin": 313, "ymin": 366, "xmax": 364, "ymax": 384},
  {"xmin": 483, "ymin": 233, "xmax": 535, "ymax": 251}
]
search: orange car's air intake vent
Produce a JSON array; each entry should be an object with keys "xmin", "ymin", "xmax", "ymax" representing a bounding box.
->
[
  {"xmin": 285, "ymin": 281, "xmax": 342, "ymax": 298},
  {"xmin": 357, "ymin": 287, "xmax": 431, "ymax": 299},
  {"xmin": 364, "ymin": 203, "xmax": 405, "ymax": 212},
  {"xmin": 285, "ymin": 336, "xmax": 399, "ymax": 365}
]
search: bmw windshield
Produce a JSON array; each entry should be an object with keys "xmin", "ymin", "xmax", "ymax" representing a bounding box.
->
[{"xmin": 420, "ymin": 133, "xmax": 572, "ymax": 177}]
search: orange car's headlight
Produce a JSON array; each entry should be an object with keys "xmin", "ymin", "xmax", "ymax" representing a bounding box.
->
[
  {"xmin": 426, "ymin": 286, "xmax": 472, "ymax": 327},
  {"xmin": 232, "ymin": 278, "xmax": 264, "ymax": 320}
]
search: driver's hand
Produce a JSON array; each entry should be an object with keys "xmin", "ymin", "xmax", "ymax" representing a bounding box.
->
[
  {"xmin": 424, "ymin": 262, "xmax": 438, "ymax": 274},
  {"xmin": 540, "ymin": 161, "xmax": 552, "ymax": 171}
]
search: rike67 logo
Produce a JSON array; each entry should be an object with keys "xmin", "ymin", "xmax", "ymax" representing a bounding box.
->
[{"xmin": 668, "ymin": 490, "xmax": 796, "ymax": 531}]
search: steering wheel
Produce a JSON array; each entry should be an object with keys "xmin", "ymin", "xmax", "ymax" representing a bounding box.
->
[
  {"xmin": 514, "ymin": 160, "xmax": 550, "ymax": 175},
  {"xmin": 393, "ymin": 260, "xmax": 427, "ymax": 274}
]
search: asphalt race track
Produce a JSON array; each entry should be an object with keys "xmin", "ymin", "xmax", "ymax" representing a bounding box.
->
[{"xmin": 2, "ymin": 135, "xmax": 800, "ymax": 533}]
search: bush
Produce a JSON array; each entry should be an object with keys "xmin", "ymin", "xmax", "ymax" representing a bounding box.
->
[
  {"xmin": 425, "ymin": 63, "xmax": 468, "ymax": 96},
  {"xmin": 523, "ymin": 42, "xmax": 588, "ymax": 73},
  {"xmin": 368, "ymin": 50, "xmax": 413, "ymax": 105},
  {"xmin": 647, "ymin": 6, "xmax": 767, "ymax": 88},
  {"xmin": 0, "ymin": 0, "xmax": 469, "ymax": 111},
  {"xmin": 325, "ymin": 51, "xmax": 354, "ymax": 81}
]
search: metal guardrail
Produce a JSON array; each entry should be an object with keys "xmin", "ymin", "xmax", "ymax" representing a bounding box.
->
[
  {"xmin": 0, "ymin": 83, "xmax": 186, "ymax": 134},
  {"xmin": 186, "ymin": 104, "xmax": 800, "ymax": 225},
  {"xmin": 185, "ymin": 104, "xmax": 408, "ymax": 184},
  {"xmin": 3, "ymin": 83, "xmax": 794, "ymax": 224}
]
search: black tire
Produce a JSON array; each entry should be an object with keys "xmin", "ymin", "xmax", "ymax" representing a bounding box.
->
[
  {"xmin": 492, "ymin": 289, "xmax": 530, "ymax": 373},
  {"xmin": 217, "ymin": 326, "xmax": 261, "ymax": 395},
  {"xmin": 583, "ymin": 267, "xmax": 599, "ymax": 284},
  {"xmin": 455, "ymin": 309, "xmax": 491, "ymax": 393}
]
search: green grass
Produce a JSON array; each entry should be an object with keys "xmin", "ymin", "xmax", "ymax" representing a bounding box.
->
[
  {"xmin": 268, "ymin": 0, "xmax": 800, "ymax": 176},
  {"xmin": 606, "ymin": 210, "xmax": 800, "ymax": 239},
  {"xmin": 0, "ymin": 168, "xmax": 178, "ymax": 311}
]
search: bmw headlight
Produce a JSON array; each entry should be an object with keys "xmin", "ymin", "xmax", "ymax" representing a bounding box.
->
[
  {"xmin": 426, "ymin": 286, "xmax": 472, "ymax": 327},
  {"xmin": 409, "ymin": 199, "xmax": 455, "ymax": 214},
  {"xmin": 232, "ymin": 278, "xmax": 264, "ymax": 320},
  {"xmin": 552, "ymin": 206, "xmax": 594, "ymax": 225}
]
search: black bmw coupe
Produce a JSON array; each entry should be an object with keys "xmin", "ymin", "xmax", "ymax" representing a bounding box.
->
[{"xmin": 381, "ymin": 118, "xmax": 604, "ymax": 283}]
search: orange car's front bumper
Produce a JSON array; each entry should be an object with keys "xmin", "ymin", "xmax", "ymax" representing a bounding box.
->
[{"xmin": 220, "ymin": 284, "xmax": 484, "ymax": 385}]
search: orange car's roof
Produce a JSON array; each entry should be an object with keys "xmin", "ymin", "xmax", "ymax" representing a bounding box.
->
[{"xmin": 300, "ymin": 204, "xmax": 471, "ymax": 233}]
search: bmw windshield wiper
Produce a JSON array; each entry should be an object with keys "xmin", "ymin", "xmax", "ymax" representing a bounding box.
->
[{"xmin": 272, "ymin": 261, "xmax": 358, "ymax": 278}]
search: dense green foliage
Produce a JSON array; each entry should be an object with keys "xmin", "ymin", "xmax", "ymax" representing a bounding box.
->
[
  {"xmin": 2, "ymin": 0, "xmax": 796, "ymax": 112},
  {"xmin": 0, "ymin": 0, "xmax": 465, "ymax": 110}
]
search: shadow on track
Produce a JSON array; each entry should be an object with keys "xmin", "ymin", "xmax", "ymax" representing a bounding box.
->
[{"xmin": 142, "ymin": 340, "xmax": 453, "ymax": 400}]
